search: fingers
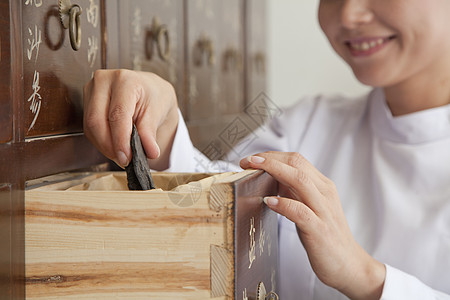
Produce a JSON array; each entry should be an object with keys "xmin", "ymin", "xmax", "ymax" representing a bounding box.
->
[
  {"xmin": 241, "ymin": 151, "xmax": 329, "ymax": 186},
  {"xmin": 83, "ymin": 71, "xmax": 116, "ymax": 162},
  {"xmin": 264, "ymin": 196, "xmax": 318, "ymax": 232},
  {"xmin": 135, "ymin": 114, "xmax": 160, "ymax": 159},
  {"xmin": 84, "ymin": 70, "xmax": 162, "ymax": 167},
  {"xmin": 244, "ymin": 154, "xmax": 324, "ymax": 212},
  {"xmin": 108, "ymin": 72, "xmax": 142, "ymax": 165}
]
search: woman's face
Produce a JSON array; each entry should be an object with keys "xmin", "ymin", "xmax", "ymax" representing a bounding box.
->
[{"xmin": 318, "ymin": 0, "xmax": 450, "ymax": 87}]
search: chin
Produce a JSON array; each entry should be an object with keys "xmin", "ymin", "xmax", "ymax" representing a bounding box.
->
[{"xmin": 352, "ymin": 68, "xmax": 390, "ymax": 87}]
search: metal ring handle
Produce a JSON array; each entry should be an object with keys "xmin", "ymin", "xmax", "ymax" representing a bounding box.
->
[
  {"xmin": 156, "ymin": 24, "xmax": 170, "ymax": 61},
  {"xmin": 145, "ymin": 29, "xmax": 154, "ymax": 60},
  {"xmin": 193, "ymin": 35, "xmax": 215, "ymax": 67},
  {"xmin": 266, "ymin": 291, "xmax": 279, "ymax": 300},
  {"xmin": 257, "ymin": 282, "xmax": 280, "ymax": 300},
  {"xmin": 254, "ymin": 52, "xmax": 266, "ymax": 74},
  {"xmin": 69, "ymin": 4, "xmax": 82, "ymax": 51},
  {"xmin": 59, "ymin": 0, "xmax": 82, "ymax": 51},
  {"xmin": 205, "ymin": 39, "xmax": 215, "ymax": 66},
  {"xmin": 223, "ymin": 48, "xmax": 242, "ymax": 72}
]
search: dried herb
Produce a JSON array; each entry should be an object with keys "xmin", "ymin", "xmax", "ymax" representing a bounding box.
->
[{"xmin": 125, "ymin": 125, "xmax": 156, "ymax": 190}]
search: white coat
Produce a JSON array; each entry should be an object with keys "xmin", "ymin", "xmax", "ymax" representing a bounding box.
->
[{"xmin": 167, "ymin": 88, "xmax": 450, "ymax": 299}]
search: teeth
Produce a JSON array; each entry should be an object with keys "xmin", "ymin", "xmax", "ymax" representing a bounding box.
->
[{"xmin": 349, "ymin": 38, "xmax": 386, "ymax": 51}]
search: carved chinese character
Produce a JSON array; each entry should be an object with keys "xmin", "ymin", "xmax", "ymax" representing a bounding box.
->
[
  {"xmin": 87, "ymin": 36, "xmax": 98, "ymax": 68},
  {"xmin": 259, "ymin": 220, "xmax": 266, "ymax": 256},
  {"xmin": 27, "ymin": 70, "xmax": 42, "ymax": 131},
  {"xmin": 131, "ymin": 7, "xmax": 142, "ymax": 40},
  {"xmin": 25, "ymin": 0, "xmax": 42, "ymax": 8},
  {"xmin": 87, "ymin": 0, "xmax": 99, "ymax": 28},
  {"xmin": 27, "ymin": 25, "xmax": 41, "ymax": 62},
  {"xmin": 243, "ymin": 288, "xmax": 248, "ymax": 300},
  {"xmin": 249, "ymin": 217, "xmax": 256, "ymax": 269}
]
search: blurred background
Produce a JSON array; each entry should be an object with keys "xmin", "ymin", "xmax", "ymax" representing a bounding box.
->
[{"xmin": 267, "ymin": 0, "xmax": 370, "ymax": 106}]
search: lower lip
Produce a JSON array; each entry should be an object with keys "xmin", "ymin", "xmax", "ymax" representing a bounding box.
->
[{"xmin": 347, "ymin": 38, "xmax": 393, "ymax": 57}]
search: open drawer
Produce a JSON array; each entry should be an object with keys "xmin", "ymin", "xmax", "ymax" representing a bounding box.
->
[{"xmin": 25, "ymin": 170, "xmax": 279, "ymax": 299}]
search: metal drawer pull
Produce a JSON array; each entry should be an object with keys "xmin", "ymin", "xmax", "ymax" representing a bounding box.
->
[
  {"xmin": 59, "ymin": 0, "xmax": 82, "ymax": 51},
  {"xmin": 254, "ymin": 52, "xmax": 266, "ymax": 74},
  {"xmin": 257, "ymin": 281, "xmax": 279, "ymax": 300},
  {"xmin": 193, "ymin": 34, "xmax": 215, "ymax": 67},
  {"xmin": 145, "ymin": 17, "xmax": 170, "ymax": 62},
  {"xmin": 222, "ymin": 48, "xmax": 242, "ymax": 72}
]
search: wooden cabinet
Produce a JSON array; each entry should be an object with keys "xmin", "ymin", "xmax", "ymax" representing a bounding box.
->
[
  {"xmin": 0, "ymin": 1, "xmax": 268, "ymax": 298},
  {"xmin": 0, "ymin": 2, "xmax": 109, "ymax": 298}
]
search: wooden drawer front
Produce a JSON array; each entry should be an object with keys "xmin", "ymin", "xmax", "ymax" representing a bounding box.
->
[
  {"xmin": 186, "ymin": 0, "xmax": 244, "ymax": 122},
  {"xmin": 118, "ymin": 0, "xmax": 185, "ymax": 114},
  {"xmin": 25, "ymin": 170, "xmax": 279, "ymax": 299},
  {"xmin": 0, "ymin": 1, "xmax": 12, "ymax": 143},
  {"xmin": 22, "ymin": 0, "xmax": 103, "ymax": 138},
  {"xmin": 246, "ymin": 0, "xmax": 267, "ymax": 102}
]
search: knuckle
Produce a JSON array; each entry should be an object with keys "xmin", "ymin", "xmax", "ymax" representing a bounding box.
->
[
  {"xmin": 287, "ymin": 152, "xmax": 305, "ymax": 168},
  {"xmin": 84, "ymin": 112, "xmax": 101, "ymax": 131},
  {"xmin": 294, "ymin": 169, "xmax": 310, "ymax": 186},
  {"xmin": 290, "ymin": 201, "xmax": 308, "ymax": 222},
  {"xmin": 324, "ymin": 182, "xmax": 338, "ymax": 199},
  {"xmin": 108, "ymin": 104, "xmax": 129, "ymax": 123},
  {"xmin": 91, "ymin": 69, "xmax": 109, "ymax": 85},
  {"xmin": 92, "ymin": 68, "xmax": 105, "ymax": 79},
  {"xmin": 114, "ymin": 69, "xmax": 132, "ymax": 82}
]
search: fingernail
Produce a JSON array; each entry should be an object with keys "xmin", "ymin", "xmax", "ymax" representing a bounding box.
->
[
  {"xmin": 117, "ymin": 151, "xmax": 129, "ymax": 167},
  {"xmin": 248, "ymin": 156, "xmax": 265, "ymax": 164},
  {"xmin": 263, "ymin": 197, "xmax": 278, "ymax": 206},
  {"xmin": 155, "ymin": 142, "xmax": 161, "ymax": 158}
]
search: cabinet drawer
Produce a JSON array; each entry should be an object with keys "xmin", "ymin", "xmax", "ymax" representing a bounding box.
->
[
  {"xmin": 0, "ymin": 3, "xmax": 12, "ymax": 143},
  {"xmin": 186, "ymin": 0, "xmax": 244, "ymax": 122},
  {"xmin": 25, "ymin": 170, "xmax": 279, "ymax": 299},
  {"xmin": 118, "ymin": 0, "xmax": 186, "ymax": 115},
  {"xmin": 246, "ymin": 0, "xmax": 267, "ymax": 103},
  {"xmin": 22, "ymin": 0, "xmax": 103, "ymax": 138}
]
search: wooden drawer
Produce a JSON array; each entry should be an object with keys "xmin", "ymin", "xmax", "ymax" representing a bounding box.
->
[
  {"xmin": 0, "ymin": 0, "xmax": 12, "ymax": 144},
  {"xmin": 118, "ymin": 0, "xmax": 186, "ymax": 115},
  {"xmin": 22, "ymin": 0, "xmax": 103, "ymax": 138},
  {"xmin": 25, "ymin": 170, "xmax": 279, "ymax": 299},
  {"xmin": 186, "ymin": 0, "xmax": 244, "ymax": 122},
  {"xmin": 246, "ymin": 0, "xmax": 267, "ymax": 103}
]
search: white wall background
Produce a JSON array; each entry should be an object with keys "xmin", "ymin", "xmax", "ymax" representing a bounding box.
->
[{"xmin": 266, "ymin": 0, "xmax": 370, "ymax": 107}]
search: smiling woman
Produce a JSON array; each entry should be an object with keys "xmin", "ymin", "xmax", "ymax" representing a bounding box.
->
[{"xmin": 318, "ymin": 0, "xmax": 450, "ymax": 115}]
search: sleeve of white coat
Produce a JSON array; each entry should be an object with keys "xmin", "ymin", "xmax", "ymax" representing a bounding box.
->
[
  {"xmin": 380, "ymin": 265, "xmax": 450, "ymax": 299},
  {"xmin": 164, "ymin": 109, "xmax": 241, "ymax": 173},
  {"xmin": 166, "ymin": 97, "xmax": 316, "ymax": 172}
]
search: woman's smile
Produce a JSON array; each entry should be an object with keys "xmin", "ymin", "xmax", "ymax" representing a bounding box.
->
[{"xmin": 345, "ymin": 35, "xmax": 396, "ymax": 57}]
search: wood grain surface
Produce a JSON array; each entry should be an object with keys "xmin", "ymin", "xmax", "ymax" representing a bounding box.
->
[{"xmin": 25, "ymin": 172, "xmax": 236, "ymax": 299}]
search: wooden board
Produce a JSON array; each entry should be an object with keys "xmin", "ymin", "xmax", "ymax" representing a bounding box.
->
[{"xmin": 25, "ymin": 170, "xmax": 279, "ymax": 299}]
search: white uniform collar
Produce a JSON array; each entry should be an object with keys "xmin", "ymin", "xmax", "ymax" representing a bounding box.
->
[{"xmin": 369, "ymin": 88, "xmax": 450, "ymax": 144}]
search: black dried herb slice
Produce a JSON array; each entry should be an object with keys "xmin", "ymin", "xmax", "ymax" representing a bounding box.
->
[{"xmin": 125, "ymin": 125, "xmax": 156, "ymax": 190}]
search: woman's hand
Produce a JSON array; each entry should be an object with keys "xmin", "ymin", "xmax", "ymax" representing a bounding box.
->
[
  {"xmin": 83, "ymin": 69, "xmax": 179, "ymax": 170},
  {"xmin": 240, "ymin": 151, "xmax": 386, "ymax": 300}
]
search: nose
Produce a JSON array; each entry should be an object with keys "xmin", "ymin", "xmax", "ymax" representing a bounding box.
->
[{"xmin": 340, "ymin": 0, "xmax": 374, "ymax": 29}]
